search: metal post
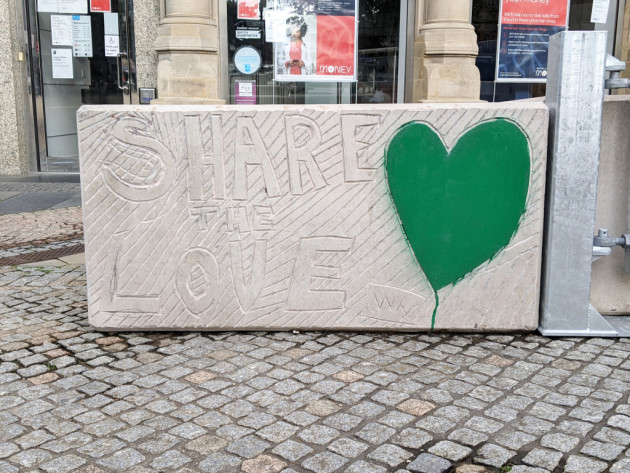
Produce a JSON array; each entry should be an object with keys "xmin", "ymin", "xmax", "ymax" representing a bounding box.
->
[{"xmin": 539, "ymin": 31, "xmax": 618, "ymax": 337}]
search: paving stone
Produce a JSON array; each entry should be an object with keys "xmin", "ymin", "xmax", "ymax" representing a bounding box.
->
[
  {"xmin": 594, "ymin": 427, "xmax": 630, "ymax": 446},
  {"xmin": 392, "ymin": 427, "xmax": 433, "ymax": 449},
  {"xmin": 272, "ymin": 439, "xmax": 314, "ymax": 461},
  {"xmin": 344, "ymin": 460, "xmax": 388, "ymax": 473},
  {"xmin": 0, "ymin": 442, "xmax": 19, "ymax": 459},
  {"xmin": 298, "ymin": 425, "xmax": 340, "ymax": 445},
  {"xmin": 356, "ymin": 422, "xmax": 396, "ymax": 444},
  {"xmin": 198, "ymin": 452, "xmax": 241, "ymax": 473},
  {"xmin": 447, "ymin": 428, "xmax": 488, "ymax": 447},
  {"xmin": 78, "ymin": 438, "xmax": 127, "ymax": 458},
  {"xmin": 428, "ymin": 440, "xmax": 472, "ymax": 462},
  {"xmin": 454, "ymin": 465, "xmax": 490, "ymax": 473},
  {"xmin": 241, "ymin": 454, "xmax": 286, "ymax": 473},
  {"xmin": 580, "ymin": 440, "xmax": 624, "ymax": 461},
  {"xmin": 474, "ymin": 444, "xmax": 516, "ymax": 468},
  {"xmin": 464, "ymin": 416, "xmax": 503, "ymax": 434},
  {"xmin": 226, "ymin": 435, "xmax": 270, "ymax": 459},
  {"xmin": 495, "ymin": 430, "xmax": 536, "ymax": 450},
  {"xmin": 609, "ymin": 415, "xmax": 630, "ymax": 432},
  {"xmin": 150, "ymin": 450, "xmax": 191, "ymax": 470},
  {"xmin": 40, "ymin": 454, "xmax": 86, "ymax": 473},
  {"xmin": 611, "ymin": 458, "xmax": 630, "ymax": 472},
  {"xmin": 416, "ymin": 415, "xmax": 456, "ymax": 434},
  {"xmin": 257, "ymin": 421, "xmax": 300, "ymax": 442},
  {"xmin": 540, "ymin": 432, "xmax": 580, "ymax": 452},
  {"xmin": 564, "ymin": 455, "xmax": 608, "ymax": 473},
  {"xmin": 301, "ymin": 452, "xmax": 348, "ymax": 473},
  {"xmin": 522, "ymin": 448, "xmax": 563, "ymax": 470},
  {"xmin": 367, "ymin": 443, "xmax": 413, "ymax": 467},
  {"xmin": 9, "ymin": 448, "xmax": 53, "ymax": 468},
  {"xmin": 407, "ymin": 453, "xmax": 451, "ymax": 473}
]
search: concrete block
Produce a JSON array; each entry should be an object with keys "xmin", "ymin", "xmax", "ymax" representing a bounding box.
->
[
  {"xmin": 78, "ymin": 103, "xmax": 547, "ymax": 331},
  {"xmin": 592, "ymin": 96, "xmax": 630, "ymax": 314}
]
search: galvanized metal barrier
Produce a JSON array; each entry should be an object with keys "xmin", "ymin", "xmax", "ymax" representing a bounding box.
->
[{"xmin": 539, "ymin": 31, "xmax": 630, "ymax": 337}]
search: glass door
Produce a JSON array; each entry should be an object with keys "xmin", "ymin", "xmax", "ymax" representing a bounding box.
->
[{"xmin": 24, "ymin": 0, "xmax": 137, "ymax": 172}]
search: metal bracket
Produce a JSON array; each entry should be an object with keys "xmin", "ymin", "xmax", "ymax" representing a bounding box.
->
[{"xmin": 605, "ymin": 54, "xmax": 630, "ymax": 89}]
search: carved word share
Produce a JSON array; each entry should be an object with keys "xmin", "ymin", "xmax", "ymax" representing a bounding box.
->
[{"xmin": 78, "ymin": 104, "xmax": 548, "ymax": 331}]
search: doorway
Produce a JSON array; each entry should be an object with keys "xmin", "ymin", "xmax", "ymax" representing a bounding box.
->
[{"xmin": 23, "ymin": 0, "xmax": 137, "ymax": 172}]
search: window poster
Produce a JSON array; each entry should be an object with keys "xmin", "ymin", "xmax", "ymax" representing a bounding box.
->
[
  {"xmin": 51, "ymin": 15, "xmax": 73, "ymax": 45},
  {"xmin": 59, "ymin": 0, "xmax": 87, "ymax": 14},
  {"xmin": 71, "ymin": 15, "xmax": 93, "ymax": 57},
  {"xmin": 90, "ymin": 0, "xmax": 111, "ymax": 12},
  {"xmin": 235, "ymin": 80, "xmax": 257, "ymax": 105},
  {"xmin": 238, "ymin": 0, "xmax": 260, "ymax": 19},
  {"xmin": 591, "ymin": 0, "xmax": 611, "ymax": 23},
  {"xmin": 496, "ymin": 0, "xmax": 569, "ymax": 82},
  {"xmin": 104, "ymin": 35, "xmax": 119, "ymax": 57},
  {"xmin": 38, "ymin": 0, "xmax": 59, "ymax": 12},
  {"xmin": 52, "ymin": 48, "xmax": 73, "ymax": 79},
  {"xmin": 272, "ymin": 0, "xmax": 357, "ymax": 82}
]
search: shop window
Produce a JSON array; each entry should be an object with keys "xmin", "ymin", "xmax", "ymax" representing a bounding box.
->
[
  {"xmin": 225, "ymin": 0, "xmax": 402, "ymax": 105},
  {"xmin": 472, "ymin": 0, "xmax": 619, "ymax": 102}
]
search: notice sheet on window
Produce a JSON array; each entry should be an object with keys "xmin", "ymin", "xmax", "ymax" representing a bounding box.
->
[
  {"xmin": 72, "ymin": 15, "xmax": 93, "ymax": 57},
  {"xmin": 38, "ymin": 0, "xmax": 59, "ymax": 12},
  {"xmin": 52, "ymin": 48, "xmax": 73, "ymax": 79},
  {"xmin": 59, "ymin": 0, "xmax": 87, "ymax": 13},
  {"xmin": 51, "ymin": 15, "xmax": 73, "ymax": 46}
]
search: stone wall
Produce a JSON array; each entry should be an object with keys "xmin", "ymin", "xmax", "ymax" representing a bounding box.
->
[
  {"xmin": 78, "ymin": 102, "xmax": 547, "ymax": 331},
  {"xmin": 0, "ymin": 0, "xmax": 27, "ymax": 175}
]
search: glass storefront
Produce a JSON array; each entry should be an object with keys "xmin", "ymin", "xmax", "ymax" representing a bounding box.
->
[
  {"xmin": 225, "ymin": 0, "xmax": 405, "ymax": 105},
  {"xmin": 23, "ymin": 0, "xmax": 137, "ymax": 172},
  {"xmin": 472, "ymin": 0, "xmax": 624, "ymax": 102}
]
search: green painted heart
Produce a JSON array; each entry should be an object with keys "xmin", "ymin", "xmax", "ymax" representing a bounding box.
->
[{"xmin": 386, "ymin": 119, "xmax": 531, "ymax": 298}]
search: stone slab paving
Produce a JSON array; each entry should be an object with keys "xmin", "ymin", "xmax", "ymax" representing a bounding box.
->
[
  {"xmin": 1, "ymin": 264, "xmax": 630, "ymax": 473},
  {"xmin": 0, "ymin": 208, "xmax": 83, "ymax": 250}
]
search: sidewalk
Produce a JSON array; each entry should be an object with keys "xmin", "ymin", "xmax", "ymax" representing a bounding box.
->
[{"xmin": 1, "ymin": 176, "xmax": 630, "ymax": 473}]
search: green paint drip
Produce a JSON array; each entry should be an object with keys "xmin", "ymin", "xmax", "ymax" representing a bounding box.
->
[{"xmin": 431, "ymin": 291, "xmax": 439, "ymax": 331}]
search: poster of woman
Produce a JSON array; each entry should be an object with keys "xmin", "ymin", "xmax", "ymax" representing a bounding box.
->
[
  {"xmin": 276, "ymin": 16, "xmax": 315, "ymax": 76},
  {"xmin": 272, "ymin": 0, "xmax": 357, "ymax": 82}
]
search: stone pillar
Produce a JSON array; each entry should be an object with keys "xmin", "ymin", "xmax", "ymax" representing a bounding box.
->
[
  {"xmin": 154, "ymin": 0, "xmax": 224, "ymax": 104},
  {"xmin": 0, "ymin": 0, "xmax": 28, "ymax": 175},
  {"xmin": 413, "ymin": 0, "xmax": 480, "ymax": 102}
]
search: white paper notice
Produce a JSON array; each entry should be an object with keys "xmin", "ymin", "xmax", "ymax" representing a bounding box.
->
[
  {"xmin": 38, "ymin": 0, "xmax": 59, "ymax": 12},
  {"xmin": 72, "ymin": 15, "xmax": 92, "ymax": 57},
  {"xmin": 51, "ymin": 15, "xmax": 73, "ymax": 46},
  {"xmin": 264, "ymin": 9, "xmax": 288, "ymax": 43},
  {"xmin": 591, "ymin": 0, "xmax": 610, "ymax": 23},
  {"xmin": 52, "ymin": 48, "xmax": 73, "ymax": 79},
  {"xmin": 59, "ymin": 0, "xmax": 87, "ymax": 14},
  {"xmin": 103, "ymin": 12, "xmax": 119, "ymax": 35},
  {"xmin": 104, "ymin": 35, "xmax": 119, "ymax": 57}
]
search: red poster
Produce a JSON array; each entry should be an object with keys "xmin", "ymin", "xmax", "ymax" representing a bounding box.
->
[
  {"xmin": 316, "ymin": 16, "xmax": 355, "ymax": 77},
  {"xmin": 501, "ymin": 0, "xmax": 568, "ymax": 27},
  {"xmin": 90, "ymin": 0, "xmax": 111, "ymax": 12},
  {"xmin": 238, "ymin": 0, "xmax": 260, "ymax": 20}
]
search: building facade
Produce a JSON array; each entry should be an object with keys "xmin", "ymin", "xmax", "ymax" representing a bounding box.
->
[{"xmin": 0, "ymin": 0, "xmax": 628, "ymax": 175}]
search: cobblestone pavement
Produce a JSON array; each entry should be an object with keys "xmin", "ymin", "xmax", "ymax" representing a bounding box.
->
[
  {"xmin": 1, "ymin": 265, "xmax": 630, "ymax": 473},
  {"xmin": 0, "ymin": 208, "xmax": 83, "ymax": 250}
]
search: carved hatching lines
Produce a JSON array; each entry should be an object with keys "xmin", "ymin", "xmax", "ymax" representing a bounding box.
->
[{"xmin": 81, "ymin": 106, "xmax": 546, "ymax": 329}]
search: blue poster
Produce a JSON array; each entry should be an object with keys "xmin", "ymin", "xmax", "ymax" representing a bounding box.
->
[{"xmin": 497, "ymin": 25, "xmax": 565, "ymax": 81}]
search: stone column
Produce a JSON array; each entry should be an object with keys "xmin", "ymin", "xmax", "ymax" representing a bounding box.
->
[
  {"xmin": 154, "ymin": 0, "xmax": 224, "ymax": 104},
  {"xmin": 413, "ymin": 0, "xmax": 480, "ymax": 102}
]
